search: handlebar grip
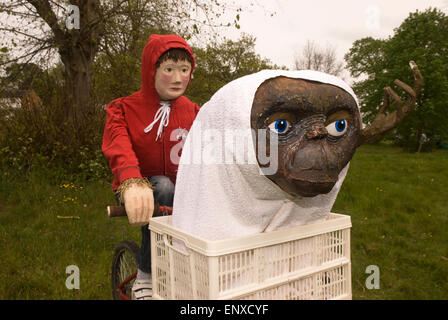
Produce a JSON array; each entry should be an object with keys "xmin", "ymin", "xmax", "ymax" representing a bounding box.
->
[{"xmin": 107, "ymin": 205, "xmax": 127, "ymax": 217}]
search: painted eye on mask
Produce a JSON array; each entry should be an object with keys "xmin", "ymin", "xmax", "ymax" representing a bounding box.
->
[
  {"xmin": 268, "ymin": 119, "xmax": 292, "ymax": 134},
  {"xmin": 326, "ymin": 119, "xmax": 348, "ymax": 136}
]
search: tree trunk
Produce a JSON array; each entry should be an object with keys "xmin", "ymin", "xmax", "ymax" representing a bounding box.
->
[
  {"xmin": 61, "ymin": 0, "xmax": 102, "ymax": 139},
  {"xmin": 26, "ymin": 0, "xmax": 103, "ymax": 139},
  {"xmin": 61, "ymin": 49, "xmax": 93, "ymax": 131}
]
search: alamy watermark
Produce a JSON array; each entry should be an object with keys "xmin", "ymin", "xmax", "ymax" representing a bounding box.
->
[
  {"xmin": 365, "ymin": 265, "xmax": 380, "ymax": 290},
  {"xmin": 365, "ymin": 4, "xmax": 381, "ymax": 31},
  {"xmin": 66, "ymin": 5, "xmax": 80, "ymax": 30},
  {"xmin": 65, "ymin": 265, "xmax": 80, "ymax": 290},
  {"xmin": 169, "ymin": 122, "xmax": 279, "ymax": 175}
]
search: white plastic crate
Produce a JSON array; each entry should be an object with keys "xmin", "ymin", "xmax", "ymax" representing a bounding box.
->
[{"xmin": 148, "ymin": 213, "xmax": 351, "ymax": 300}]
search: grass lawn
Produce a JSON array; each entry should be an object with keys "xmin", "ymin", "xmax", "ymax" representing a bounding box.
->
[
  {"xmin": 0, "ymin": 144, "xmax": 447, "ymax": 299},
  {"xmin": 333, "ymin": 144, "xmax": 448, "ymax": 299},
  {"xmin": 0, "ymin": 170, "xmax": 141, "ymax": 299}
]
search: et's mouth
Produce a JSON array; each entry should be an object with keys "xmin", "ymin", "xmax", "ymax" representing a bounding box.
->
[{"xmin": 287, "ymin": 177, "xmax": 337, "ymax": 197}]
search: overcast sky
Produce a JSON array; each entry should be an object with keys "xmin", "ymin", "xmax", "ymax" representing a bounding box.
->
[{"xmin": 221, "ymin": 0, "xmax": 448, "ymax": 82}]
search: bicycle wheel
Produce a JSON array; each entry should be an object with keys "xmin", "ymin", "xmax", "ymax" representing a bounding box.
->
[{"xmin": 111, "ymin": 240, "xmax": 140, "ymax": 300}]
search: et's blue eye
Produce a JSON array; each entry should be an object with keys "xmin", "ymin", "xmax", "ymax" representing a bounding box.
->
[
  {"xmin": 326, "ymin": 119, "xmax": 348, "ymax": 136},
  {"xmin": 268, "ymin": 119, "xmax": 291, "ymax": 134}
]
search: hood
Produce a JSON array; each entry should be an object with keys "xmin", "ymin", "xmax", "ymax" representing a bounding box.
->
[
  {"xmin": 172, "ymin": 69, "xmax": 360, "ymax": 241},
  {"xmin": 140, "ymin": 34, "xmax": 196, "ymax": 101}
]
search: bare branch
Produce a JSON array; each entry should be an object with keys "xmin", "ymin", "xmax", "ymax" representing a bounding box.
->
[
  {"xmin": 84, "ymin": 0, "xmax": 130, "ymax": 31},
  {"xmin": 0, "ymin": 44, "xmax": 53, "ymax": 66},
  {"xmin": 48, "ymin": 0, "xmax": 66, "ymax": 11},
  {"xmin": 0, "ymin": 27, "xmax": 49, "ymax": 43},
  {"xmin": 26, "ymin": 0, "xmax": 65, "ymax": 42},
  {"xmin": 0, "ymin": 9, "xmax": 39, "ymax": 19}
]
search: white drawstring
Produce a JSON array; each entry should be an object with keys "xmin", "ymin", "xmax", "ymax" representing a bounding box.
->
[{"xmin": 143, "ymin": 101, "xmax": 171, "ymax": 140}]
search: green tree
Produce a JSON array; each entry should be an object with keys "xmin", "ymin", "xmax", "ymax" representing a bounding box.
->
[
  {"xmin": 0, "ymin": 62, "xmax": 44, "ymax": 95},
  {"xmin": 345, "ymin": 8, "xmax": 448, "ymax": 151},
  {"xmin": 0, "ymin": 0, "xmax": 243, "ymax": 136},
  {"xmin": 187, "ymin": 34, "xmax": 284, "ymax": 106}
]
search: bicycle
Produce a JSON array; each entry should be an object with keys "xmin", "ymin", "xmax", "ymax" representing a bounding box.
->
[{"xmin": 107, "ymin": 204, "xmax": 172, "ymax": 300}]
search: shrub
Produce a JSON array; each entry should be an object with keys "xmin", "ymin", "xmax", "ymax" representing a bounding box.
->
[{"xmin": 0, "ymin": 97, "xmax": 110, "ymax": 181}]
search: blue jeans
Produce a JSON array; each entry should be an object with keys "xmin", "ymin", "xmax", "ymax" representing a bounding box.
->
[{"xmin": 115, "ymin": 175, "xmax": 174, "ymax": 273}]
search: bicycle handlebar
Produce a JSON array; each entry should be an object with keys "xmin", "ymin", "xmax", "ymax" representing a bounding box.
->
[
  {"xmin": 107, "ymin": 205, "xmax": 127, "ymax": 217},
  {"xmin": 107, "ymin": 204, "xmax": 172, "ymax": 218}
]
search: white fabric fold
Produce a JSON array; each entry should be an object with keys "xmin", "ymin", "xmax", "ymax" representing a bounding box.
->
[
  {"xmin": 144, "ymin": 101, "xmax": 171, "ymax": 140},
  {"xmin": 172, "ymin": 70, "xmax": 359, "ymax": 241}
]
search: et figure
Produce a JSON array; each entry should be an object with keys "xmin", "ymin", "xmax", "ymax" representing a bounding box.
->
[{"xmin": 172, "ymin": 62, "xmax": 423, "ymax": 241}]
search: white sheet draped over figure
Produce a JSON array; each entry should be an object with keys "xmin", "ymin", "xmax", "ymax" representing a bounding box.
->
[{"xmin": 172, "ymin": 70, "xmax": 360, "ymax": 241}]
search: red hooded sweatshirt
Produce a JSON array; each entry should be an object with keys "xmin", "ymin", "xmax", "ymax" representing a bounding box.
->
[{"xmin": 102, "ymin": 34, "xmax": 200, "ymax": 190}]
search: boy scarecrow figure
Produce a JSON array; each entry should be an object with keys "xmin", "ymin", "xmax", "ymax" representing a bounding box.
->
[{"xmin": 102, "ymin": 34, "xmax": 199, "ymax": 300}]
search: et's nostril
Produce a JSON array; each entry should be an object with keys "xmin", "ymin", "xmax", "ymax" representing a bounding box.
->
[{"xmin": 306, "ymin": 125, "xmax": 328, "ymax": 140}]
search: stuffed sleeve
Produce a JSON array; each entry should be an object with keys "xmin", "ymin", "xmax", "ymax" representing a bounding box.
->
[
  {"xmin": 194, "ymin": 103, "xmax": 200, "ymax": 115},
  {"xmin": 102, "ymin": 101, "xmax": 142, "ymax": 187}
]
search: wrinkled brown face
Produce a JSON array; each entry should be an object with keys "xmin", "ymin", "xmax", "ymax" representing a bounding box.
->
[{"xmin": 251, "ymin": 77, "xmax": 361, "ymax": 197}]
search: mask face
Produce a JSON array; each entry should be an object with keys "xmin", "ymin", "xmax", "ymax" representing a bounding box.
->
[
  {"xmin": 251, "ymin": 76, "xmax": 361, "ymax": 197},
  {"xmin": 154, "ymin": 59, "xmax": 192, "ymax": 100}
]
